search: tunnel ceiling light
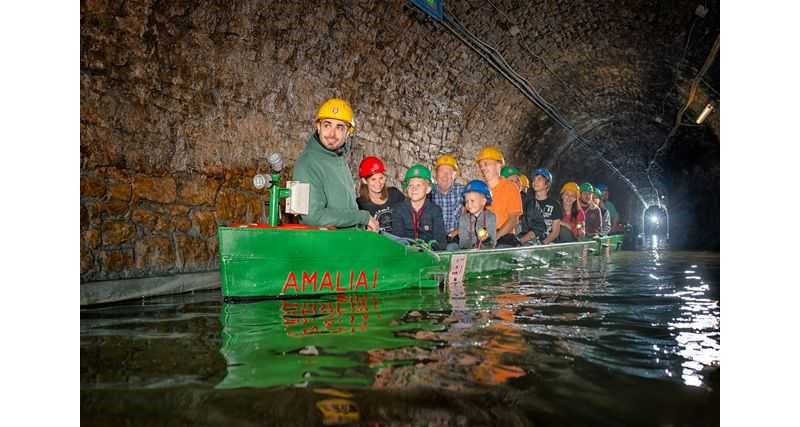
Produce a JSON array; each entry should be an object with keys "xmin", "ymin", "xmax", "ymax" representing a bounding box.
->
[{"xmin": 695, "ymin": 103, "xmax": 715, "ymax": 124}]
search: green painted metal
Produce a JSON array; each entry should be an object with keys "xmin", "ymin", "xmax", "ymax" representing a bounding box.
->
[
  {"xmin": 218, "ymin": 227, "xmax": 441, "ymax": 298},
  {"xmin": 216, "ymin": 291, "xmax": 447, "ymax": 389},
  {"xmin": 217, "ymin": 225, "xmax": 625, "ymax": 299},
  {"xmin": 268, "ymin": 174, "xmax": 290, "ymax": 226}
]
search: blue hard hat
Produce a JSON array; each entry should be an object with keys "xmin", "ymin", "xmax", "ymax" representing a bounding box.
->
[
  {"xmin": 595, "ymin": 184, "xmax": 608, "ymax": 192},
  {"xmin": 532, "ymin": 167, "xmax": 553, "ymax": 183},
  {"xmin": 462, "ymin": 179, "xmax": 492, "ymax": 205}
]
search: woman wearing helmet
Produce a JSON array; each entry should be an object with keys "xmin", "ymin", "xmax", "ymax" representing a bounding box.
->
[
  {"xmin": 356, "ymin": 156, "xmax": 404, "ymax": 233},
  {"xmin": 560, "ymin": 182, "xmax": 586, "ymax": 241},
  {"xmin": 458, "ymin": 180, "xmax": 497, "ymax": 249}
]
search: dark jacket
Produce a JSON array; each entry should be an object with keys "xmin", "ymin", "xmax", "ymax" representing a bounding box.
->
[
  {"xmin": 391, "ymin": 199, "xmax": 447, "ymax": 250},
  {"xmin": 520, "ymin": 196, "xmax": 547, "ymax": 240}
]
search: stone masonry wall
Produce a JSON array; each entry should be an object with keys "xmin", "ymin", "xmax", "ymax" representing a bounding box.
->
[
  {"xmin": 80, "ymin": 0, "xmax": 536, "ymax": 281},
  {"xmin": 81, "ymin": 0, "xmax": 719, "ymax": 281}
]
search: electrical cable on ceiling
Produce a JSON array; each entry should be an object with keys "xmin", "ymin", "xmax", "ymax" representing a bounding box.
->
[
  {"xmin": 645, "ymin": 33, "xmax": 719, "ymax": 201},
  {"xmin": 484, "ymin": 0, "xmax": 591, "ymax": 108},
  {"xmin": 436, "ymin": 9, "xmax": 648, "ymax": 207}
]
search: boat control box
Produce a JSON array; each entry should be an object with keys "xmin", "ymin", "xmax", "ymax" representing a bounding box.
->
[{"xmin": 285, "ymin": 181, "xmax": 310, "ymax": 215}]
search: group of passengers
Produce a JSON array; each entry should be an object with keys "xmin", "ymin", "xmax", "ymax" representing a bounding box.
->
[{"xmin": 293, "ymin": 98, "xmax": 620, "ymax": 251}]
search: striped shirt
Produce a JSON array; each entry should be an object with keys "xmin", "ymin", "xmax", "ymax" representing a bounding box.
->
[{"xmin": 431, "ymin": 183, "xmax": 465, "ymax": 233}]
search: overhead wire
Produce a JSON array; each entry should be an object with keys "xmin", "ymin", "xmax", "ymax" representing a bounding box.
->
[
  {"xmin": 436, "ymin": 9, "xmax": 648, "ymax": 206},
  {"xmin": 484, "ymin": 0, "xmax": 591, "ymax": 106},
  {"xmin": 645, "ymin": 33, "xmax": 719, "ymax": 201}
]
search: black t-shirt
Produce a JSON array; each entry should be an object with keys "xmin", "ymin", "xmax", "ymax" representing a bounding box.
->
[
  {"xmin": 356, "ymin": 187, "xmax": 405, "ymax": 233},
  {"xmin": 533, "ymin": 196, "xmax": 563, "ymax": 236}
]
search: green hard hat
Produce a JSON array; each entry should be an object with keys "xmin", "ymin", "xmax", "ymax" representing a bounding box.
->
[
  {"xmin": 592, "ymin": 186, "xmax": 603, "ymax": 196},
  {"xmin": 403, "ymin": 164, "xmax": 432, "ymax": 187},
  {"xmin": 579, "ymin": 182, "xmax": 594, "ymax": 193},
  {"xmin": 500, "ymin": 166, "xmax": 520, "ymax": 177}
]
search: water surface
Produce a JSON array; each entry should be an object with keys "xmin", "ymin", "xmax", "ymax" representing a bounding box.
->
[{"xmin": 81, "ymin": 250, "xmax": 719, "ymax": 426}]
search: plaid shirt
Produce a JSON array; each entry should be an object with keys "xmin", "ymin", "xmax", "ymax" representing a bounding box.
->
[{"xmin": 431, "ymin": 183, "xmax": 465, "ymax": 233}]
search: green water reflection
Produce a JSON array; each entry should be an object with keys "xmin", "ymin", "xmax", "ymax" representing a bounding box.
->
[{"xmin": 217, "ymin": 291, "xmax": 449, "ymax": 389}]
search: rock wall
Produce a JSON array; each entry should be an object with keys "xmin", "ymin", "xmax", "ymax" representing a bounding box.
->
[
  {"xmin": 81, "ymin": 0, "xmax": 719, "ymax": 281},
  {"xmin": 80, "ymin": 0, "xmax": 528, "ymax": 281}
]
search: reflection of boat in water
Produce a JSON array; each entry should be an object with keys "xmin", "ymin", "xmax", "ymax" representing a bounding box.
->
[
  {"xmin": 217, "ymin": 225, "xmax": 625, "ymax": 300},
  {"xmin": 370, "ymin": 289, "xmax": 530, "ymax": 390},
  {"xmin": 216, "ymin": 291, "xmax": 448, "ymax": 389}
]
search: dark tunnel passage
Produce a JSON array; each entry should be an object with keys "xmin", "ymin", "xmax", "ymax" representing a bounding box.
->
[{"xmin": 80, "ymin": 0, "xmax": 720, "ymax": 280}]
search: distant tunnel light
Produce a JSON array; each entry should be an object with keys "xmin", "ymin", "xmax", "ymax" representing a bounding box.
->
[
  {"xmin": 696, "ymin": 103, "xmax": 715, "ymax": 124},
  {"xmin": 650, "ymin": 215, "xmax": 660, "ymax": 224}
]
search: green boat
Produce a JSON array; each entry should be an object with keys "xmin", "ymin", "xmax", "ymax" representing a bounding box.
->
[
  {"xmin": 217, "ymin": 171, "xmax": 625, "ymax": 300},
  {"xmin": 217, "ymin": 225, "xmax": 624, "ymax": 300}
]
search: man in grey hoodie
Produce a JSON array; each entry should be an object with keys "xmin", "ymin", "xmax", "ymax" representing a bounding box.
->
[{"xmin": 292, "ymin": 98, "xmax": 379, "ymax": 231}]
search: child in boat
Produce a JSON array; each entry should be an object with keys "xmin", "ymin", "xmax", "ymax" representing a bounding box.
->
[
  {"xmin": 579, "ymin": 182, "xmax": 603, "ymax": 236},
  {"xmin": 458, "ymin": 180, "xmax": 497, "ymax": 249},
  {"xmin": 356, "ymin": 156, "xmax": 404, "ymax": 233},
  {"xmin": 593, "ymin": 185, "xmax": 612, "ymax": 235},
  {"xmin": 391, "ymin": 164, "xmax": 447, "ymax": 250},
  {"xmin": 560, "ymin": 181, "xmax": 586, "ymax": 241}
]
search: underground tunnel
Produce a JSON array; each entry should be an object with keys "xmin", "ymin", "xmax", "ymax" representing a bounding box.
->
[
  {"xmin": 81, "ymin": 0, "xmax": 719, "ymax": 282},
  {"xmin": 80, "ymin": 1, "xmax": 720, "ymax": 425}
]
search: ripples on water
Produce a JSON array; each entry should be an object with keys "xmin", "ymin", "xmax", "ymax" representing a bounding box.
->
[{"xmin": 81, "ymin": 250, "xmax": 719, "ymax": 426}]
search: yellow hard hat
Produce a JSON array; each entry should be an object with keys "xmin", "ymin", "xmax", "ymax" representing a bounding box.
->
[
  {"xmin": 560, "ymin": 181, "xmax": 580, "ymax": 196},
  {"xmin": 315, "ymin": 98, "xmax": 355, "ymax": 133},
  {"xmin": 519, "ymin": 175, "xmax": 529, "ymax": 189},
  {"xmin": 434, "ymin": 154, "xmax": 459, "ymax": 172},
  {"xmin": 475, "ymin": 146, "xmax": 505, "ymax": 165}
]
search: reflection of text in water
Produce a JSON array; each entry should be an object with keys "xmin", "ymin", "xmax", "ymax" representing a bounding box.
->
[{"xmin": 281, "ymin": 294, "xmax": 382, "ymax": 336}]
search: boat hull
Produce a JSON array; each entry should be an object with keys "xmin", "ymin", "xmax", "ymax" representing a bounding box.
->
[{"xmin": 217, "ymin": 226, "xmax": 624, "ymax": 299}]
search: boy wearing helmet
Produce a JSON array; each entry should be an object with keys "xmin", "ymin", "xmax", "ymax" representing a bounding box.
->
[
  {"xmin": 501, "ymin": 165, "xmax": 533, "ymax": 236},
  {"xmin": 520, "ymin": 168, "xmax": 563, "ymax": 245},
  {"xmin": 391, "ymin": 165, "xmax": 447, "ymax": 250},
  {"xmin": 593, "ymin": 186, "xmax": 611, "ymax": 235},
  {"xmin": 458, "ymin": 180, "xmax": 497, "ymax": 249},
  {"xmin": 292, "ymin": 98, "xmax": 379, "ymax": 231},
  {"xmin": 356, "ymin": 156, "xmax": 404, "ymax": 233},
  {"xmin": 595, "ymin": 184, "xmax": 621, "ymax": 232},
  {"xmin": 431, "ymin": 154, "xmax": 465, "ymax": 246},
  {"xmin": 475, "ymin": 146, "xmax": 523, "ymax": 247},
  {"xmin": 579, "ymin": 182, "xmax": 603, "ymax": 236}
]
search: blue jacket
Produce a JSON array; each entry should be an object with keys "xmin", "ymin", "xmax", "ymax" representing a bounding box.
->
[{"xmin": 391, "ymin": 199, "xmax": 447, "ymax": 250}]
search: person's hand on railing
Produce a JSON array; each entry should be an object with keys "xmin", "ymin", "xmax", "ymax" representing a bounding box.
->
[{"xmin": 366, "ymin": 216, "xmax": 380, "ymax": 232}]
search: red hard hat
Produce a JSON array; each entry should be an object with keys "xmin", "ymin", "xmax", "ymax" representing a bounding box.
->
[{"xmin": 358, "ymin": 156, "xmax": 386, "ymax": 178}]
